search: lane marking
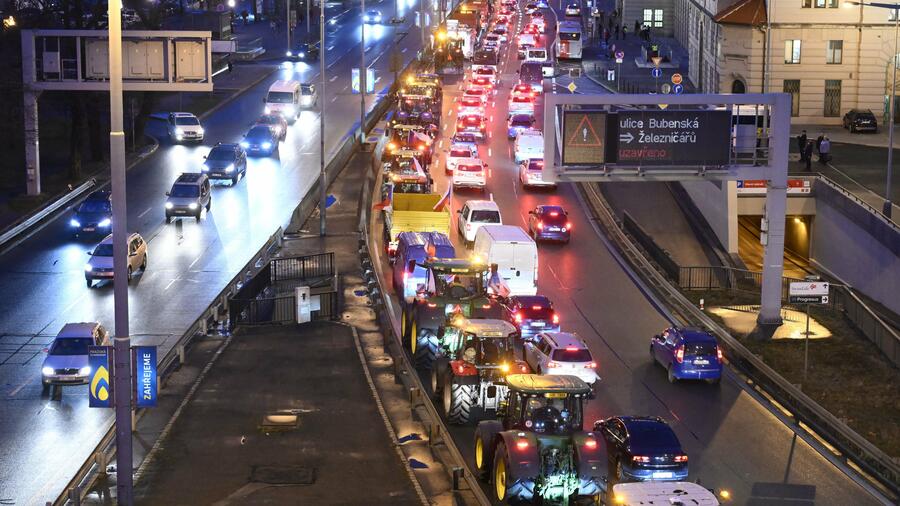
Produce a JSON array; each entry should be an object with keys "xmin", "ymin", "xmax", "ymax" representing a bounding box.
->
[
  {"xmin": 330, "ymin": 75, "xmax": 339, "ymax": 82},
  {"xmin": 137, "ymin": 207, "xmax": 152, "ymax": 219}
]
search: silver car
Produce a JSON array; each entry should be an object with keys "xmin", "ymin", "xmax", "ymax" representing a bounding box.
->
[
  {"xmin": 41, "ymin": 322, "xmax": 109, "ymax": 387},
  {"xmin": 85, "ymin": 232, "xmax": 148, "ymax": 288}
]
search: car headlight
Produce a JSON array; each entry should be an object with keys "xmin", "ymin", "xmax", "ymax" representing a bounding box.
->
[
  {"xmin": 175, "ymin": 127, "xmax": 184, "ymax": 134},
  {"xmin": 42, "ymin": 366, "xmax": 54, "ymax": 376},
  {"xmin": 299, "ymin": 51, "xmax": 305, "ymax": 58},
  {"xmin": 264, "ymin": 106, "xmax": 271, "ymax": 114},
  {"xmin": 225, "ymin": 164, "xmax": 235, "ymax": 173},
  {"xmin": 188, "ymin": 203, "xmax": 198, "ymax": 210},
  {"xmin": 364, "ymin": 15, "xmax": 369, "ymax": 21},
  {"xmin": 262, "ymin": 142, "xmax": 272, "ymax": 150},
  {"xmin": 197, "ymin": 127, "xmax": 204, "ymax": 135},
  {"xmin": 98, "ymin": 218, "xmax": 111, "ymax": 227},
  {"xmin": 202, "ymin": 164, "xmax": 209, "ymax": 172},
  {"xmin": 240, "ymin": 141, "xmax": 250, "ymax": 148},
  {"xmin": 70, "ymin": 218, "xmax": 81, "ymax": 228},
  {"xmin": 79, "ymin": 366, "xmax": 91, "ymax": 376},
  {"xmin": 286, "ymin": 50, "xmax": 293, "ymax": 56},
  {"xmin": 165, "ymin": 202, "xmax": 174, "ymax": 209},
  {"xmin": 84, "ymin": 263, "xmax": 93, "ymax": 272},
  {"xmin": 284, "ymin": 106, "xmax": 295, "ymax": 115}
]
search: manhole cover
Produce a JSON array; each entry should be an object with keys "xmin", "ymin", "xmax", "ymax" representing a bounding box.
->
[{"xmin": 250, "ymin": 465, "xmax": 316, "ymax": 485}]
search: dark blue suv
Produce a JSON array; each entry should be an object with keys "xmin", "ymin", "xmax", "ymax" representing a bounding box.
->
[
  {"xmin": 650, "ymin": 327, "xmax": 723, "ymax": 384},
  {"xmin": 69, "ymin": 190, "xmax": 112, "ymax": 238},
  {"xmin": 594, "ymin": 416, "xmax": 689, "ymax": 482}
]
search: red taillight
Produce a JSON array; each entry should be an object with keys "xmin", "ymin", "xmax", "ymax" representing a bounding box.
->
[
  {"xmin": 549, "ymin": 211, "xmax": 559, "ymax": 217},
  {"xmin": 585, "ymin": 362, "xmax": 597, "ymax": 369},
  {"xmin": 565, "ymin": 346, "xmax": 578, "ymax": 351},
  {"xmin": 547, "ymin": 361, "xmax": 561, "ymax": 368},
  {"xmin": 675, "ymin": 454, "xmax": 689, "ymax": 463},
  {"xmin": 458, "ymin": 365, "xmax": 465, "ymax": 373},
  {"xmin": 632, "ymin": 455, "xmax": 651, "ymax": 464},
  {"xmin": 565, "ymin": 222, "xmax": 572, "ymax": 230},
  {"xmin": 514, "ymin": 312, "xmax": 523, "ymax": 323},
  {"xmin": 457, "ymin": 122, "xmax": 463, "ymax": 129},
  {"xmin": 516, "ymin": 439, "xmax": 529, "ymax": 450},
  {"xmin": 531, "ymin": 305, "xmax": 542, "ymax": 310},
  {"xmin": 457, "ymin": 105, "xmax": 462, "ymax": 111},
  {"xmin": 482, "ymin": 304, "xmax": 491, "ymax": 309},
  {"xmin": 675, "ymin": 346, "xmax": 684, "ymax": 364},
  {"xmin": 537, "ymin": 221, "xmax": 544, "ymax": 230},
  {"xmin": 427, "ymin": 303, "xmax": 438, "ymax": 308},
  {"xmin": 584, "ymin": 439, "xmax": 598, "ymax": 450},
  {"xmin": 403, "ymin": 272, "xmax": 409, "ymax": 281},
  {"xmin": 552, "ymin": 313, "xmax": 559, "ymax": 324},
  {"xmin": 716, "ymin": 346, "xmax": 724, "ymax": 363}
]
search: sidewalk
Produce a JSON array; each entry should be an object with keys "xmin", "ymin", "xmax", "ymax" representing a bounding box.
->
[{"xmin": 580, "ymin": 0, "xmax": 693, "ymax": 94}]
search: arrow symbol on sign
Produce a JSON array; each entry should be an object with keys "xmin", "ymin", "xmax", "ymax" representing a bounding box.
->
[{"xmin": 619, "ymin": 132, "xmax": 634, "ymax": 143}]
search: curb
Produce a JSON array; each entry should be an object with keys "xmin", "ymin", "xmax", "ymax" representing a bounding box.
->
[{"xmin": 580, "ymin": 59, "xmax": 616, "ymax": 93}]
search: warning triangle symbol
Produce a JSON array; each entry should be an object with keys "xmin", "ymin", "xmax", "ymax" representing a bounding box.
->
[{"xmin": 566, "ymin": 114, "xmax": 604, "ymax": 147}]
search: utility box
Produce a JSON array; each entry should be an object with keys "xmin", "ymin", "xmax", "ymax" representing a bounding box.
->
[
  {"xmin": 85, "ymin": 39, "xmax": 110, "ymax": 79},
  {"xmin": 124, "ymin": 40, "xmax": 165, "ymax": 80},
  {"xmin": 174, "ymin": 40, "xmax": 207, "ymax": 81},
  {"xmin": 296, "ymin": 286, "xmax": 311, "ymax": 323}
]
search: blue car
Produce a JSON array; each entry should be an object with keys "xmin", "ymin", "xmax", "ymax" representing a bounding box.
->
[
  {"xmin": 69, "ymin": 190, "xmax": 112, "ymax": 238},
  {"xmin": 528, "ymin": 205, "xmax": 571, "ymax": 242},
  {"xmin": 650, "ymin": 327, "xmax": 723, "ymax": 384},
  {"xmin": 594, "ymin": 416, "xmax": 689, "ymax": 482},
  {"xmin": 240, "ymin": 125, "xmax": 278, "ymax": 157},
  {"xmin": 507, "ymin": 113, "xmax": 536, "ymax": 139},
  {"xmin": 504, "ymin": 295, "xmax": 559, "ymax": 339}
]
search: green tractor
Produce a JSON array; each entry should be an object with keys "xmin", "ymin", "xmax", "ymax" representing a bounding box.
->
[
  {"xmin": 431, "ymin": 317, "xmax": 529, "ymax": 425},
  {"xmin": 474, "ymin": 374, "xmax": 606, "ymax": 505},
  {"xmin": 401, "ymin": 258, "xmax": 505, "ymax": 369}
]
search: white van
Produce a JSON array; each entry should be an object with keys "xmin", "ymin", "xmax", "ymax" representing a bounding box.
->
[
  {"xmin": 473, "ymin": 225, "xmax": 538, "ymax": 296},
  {"xmin": 514, "ymin": 129, "xmax": 544, "ymax": 164},
  {"xmin": 264, "ymin": 80, "xmax": 301, "ymax": 123}
]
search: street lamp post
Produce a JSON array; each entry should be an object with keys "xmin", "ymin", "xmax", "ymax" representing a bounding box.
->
[
  {"xmin": 107, "ymin": 0, "xmax": 133, "ymax": 502},
  {"xmin": 360, "ymin": 0, "xmax": 367, "ymax": 141},
  {"xmin": 320, "ymin": 0, "xmax": 327, "ymax": 235},
  {"xmin": 847, "ymin": 1, "xmax": 898, "ymax": 218}
]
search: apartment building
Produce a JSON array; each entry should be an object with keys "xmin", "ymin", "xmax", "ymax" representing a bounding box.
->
[{"xmin": 637, "ymin": 0, "xmax": 897, "ymax": 125}]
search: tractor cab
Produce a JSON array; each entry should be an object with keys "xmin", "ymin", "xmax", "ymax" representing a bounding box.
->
[
  {"xmin": 397, "ymin": 94, "xmax": 437, "ymax": 126},
  {"xmin": 503, "ymin": 374, "xmax": 590, "ymax": 433},
  {"xmin": 438, "ymin": 316, "xmax": 520, "ymax": 368},
  {"xmin": 384, "ymin": 154, "xmax": 433, "ymax": 194},
  {"xmin": 383, "ymin": 124, "xmax": 434, "ymax": 163}
]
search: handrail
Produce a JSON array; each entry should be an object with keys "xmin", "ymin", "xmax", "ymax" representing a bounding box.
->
[
  {"xmin": 810, "ymin": 173, "xmax": 899, "ymax": 229},
  {"xmin": 0, "ymin": 178, "xmax": 96, "ymax": 252},
  {"xmin": 579, "ymin": 181, "xmax": 899, "ymax": 500}
]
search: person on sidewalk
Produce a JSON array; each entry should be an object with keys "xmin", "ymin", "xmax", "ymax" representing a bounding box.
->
[
  {"xmin": 816, "ymin": 133, "xmax": 824, "ymax": 153},
  {"xmin": 797, "ymin": 130, "xmax": 808, "ymax": 162},
  {"xmin": 614, "ymin": 24, "xmax": 620, "ymax": 39},
  {"xmin": 603, "ymin": 28, "xmax": 610, "ymax": 44},
  {"xmin": 819, "ymin": 136, "xmax": 831, "ymax": 165},
  {"xmin": 622, "ymin": 24, "xmax": 627, "ymax": 39},
  {"xmin": 804, "ymin": 140, "xmax": 814, "ymax": 172}
]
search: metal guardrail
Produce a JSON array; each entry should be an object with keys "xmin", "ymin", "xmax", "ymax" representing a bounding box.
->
[
  {"xmin": 57, "ymin": 48, "xmax": 428, "ymax": 505},
  {"xmin": 271, "ymin": 252, "xmax": 335, "ymax": 281},
  {"xmin": 832, "ymin": 285, "xmax": 900, "ymax": 367},
  {"xmin": 0, "ymin": 177, "xmax": 96, "ymax": 252},
  {"xmin": 579, "ymin": 182, "xmax": 900, "ymax": 501},
  {"xmin": 55, "ymin": 226, "xmax": 285, "ymax": 506}
]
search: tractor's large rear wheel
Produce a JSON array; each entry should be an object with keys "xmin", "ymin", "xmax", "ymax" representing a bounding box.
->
[
  {"xmin": 444, "ymin": 376, "xmax": 474, "ymax": 425},
  {"xmin": 400, "ymin": 310, "xmax": 410, "ymax": 348},
  {"xmin": 492, "ymin": 441, "xmax": 530, "ymax": 503},
  {"xmin": 414, "ymin": 329, "xmax": 439, "ymax": 369}
]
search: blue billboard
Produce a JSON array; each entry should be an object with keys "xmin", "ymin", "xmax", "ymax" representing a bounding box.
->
[
  {"xmin": 133, "ymin": 346, "xmax": 158, "ymax": 408},
  {"xmin": 88, "ymin": 346, "xmax": 113, "ymax": 408}
]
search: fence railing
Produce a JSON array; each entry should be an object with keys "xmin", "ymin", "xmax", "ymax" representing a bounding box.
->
[
  {"xmin": 271, "ymin": 252, "xmax": 335, "ymax": 282},
  {"xmin": 832, "ymin": 285, "xmax": 900, "ymax": 367},
  {"xmin": 679, "ymin": 265, "xmax": 811, "ymax": 303}
]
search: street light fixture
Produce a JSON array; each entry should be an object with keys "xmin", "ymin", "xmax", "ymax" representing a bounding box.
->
[{"xmin": 846, "ymin": 0, "xmax": 898, "ymax": 218}]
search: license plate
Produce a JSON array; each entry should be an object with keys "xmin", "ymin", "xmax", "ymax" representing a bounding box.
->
[
  {"xmin": 653, "ymin": 471, "xmax": 674, "ymax": 479},
  {"xmin": 531, "ymin": 322, "xmax": 545, "ymax": 327},
  {"xmin": 694, "ymin": 359, "xmax": 709, "ymax": 365},
  {"xmin": 83, "ymin": 227, "xmax": 95, "ymax": 232}
]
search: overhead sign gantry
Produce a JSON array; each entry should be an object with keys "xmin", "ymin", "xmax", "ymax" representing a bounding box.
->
[{"xmin": 542, "ymin": 92, "xmax": 791, "ymax": 326}]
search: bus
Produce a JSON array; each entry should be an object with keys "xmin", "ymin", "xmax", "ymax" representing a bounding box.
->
[{"xmin": 555, "ymin": 20, "xmax": 583, "ymax": 60}]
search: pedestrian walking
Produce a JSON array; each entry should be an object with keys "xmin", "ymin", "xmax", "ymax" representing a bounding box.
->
[
  {"xmin": 797, "ymin": 130, "xmax": 808, "ymax": 162},
  {"xmin": 614, "ymin": 24, "xmax": 619, "ymax": 39},
  {"xmin": 815, "ymin": 133, "xmax": 824, "ymax": 153},
  {"xmin": 819, "ymin": 136, "xmax": 831, "ymax": 164},
  {"xmin": 804, "ymin": 141, "xmax": 814, "ymax": 171},
  {"xmin": 634, "ymin": 19, "xmax": 640, "ymax": 34},
  {"xmin": 603, "ymin": 28, "xmax": 610, "ymax": 44},
  {"xmin": 622, "ymin": 25, "xmax": 627, "ymax": 39}
]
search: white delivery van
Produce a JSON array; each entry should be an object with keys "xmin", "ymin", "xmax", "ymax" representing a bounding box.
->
[
  {"xmin": 264, "ymin": 80, "xmax": 301, "ymax": 123},
  {"xmin": 473, "ymin": 225, "xmax": 538, "ymax": 296},
  {"xmin": 514, "ymin": 129, "xmax": 544, "ymax": 164}
]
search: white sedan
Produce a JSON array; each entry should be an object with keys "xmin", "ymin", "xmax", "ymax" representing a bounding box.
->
[{"xmin": 446, "ymin": 143, "xmax": 479, "ymax": 175}]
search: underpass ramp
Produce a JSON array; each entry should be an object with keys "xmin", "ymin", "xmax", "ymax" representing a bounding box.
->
[{"xmin": 132, "ymin": 323, "xmax": 421, "ymax": 506}]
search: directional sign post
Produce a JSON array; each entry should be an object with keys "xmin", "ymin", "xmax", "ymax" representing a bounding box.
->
[
  {"xmin": 789, "ymin": 278, "xmax": 830, "ymax": 381},
  {"xmin": 615, "ymin": 51, "xmax": 624, "ymax": 91},
  {"xmin": 615, "ymin": 110, "xmax": 732, "ymax": 166},
  {"xmin": 672, "ymin": 83, "xmax": 684, "ymax": 95},
  {"xmin": 651, "ymin": 66, "xmax": 662, "ymax": 93}
]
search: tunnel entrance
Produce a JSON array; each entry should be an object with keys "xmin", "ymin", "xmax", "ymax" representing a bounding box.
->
[{"xmin": 738, "ymin": 215, "xmax": 812, "ymax": 279}]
